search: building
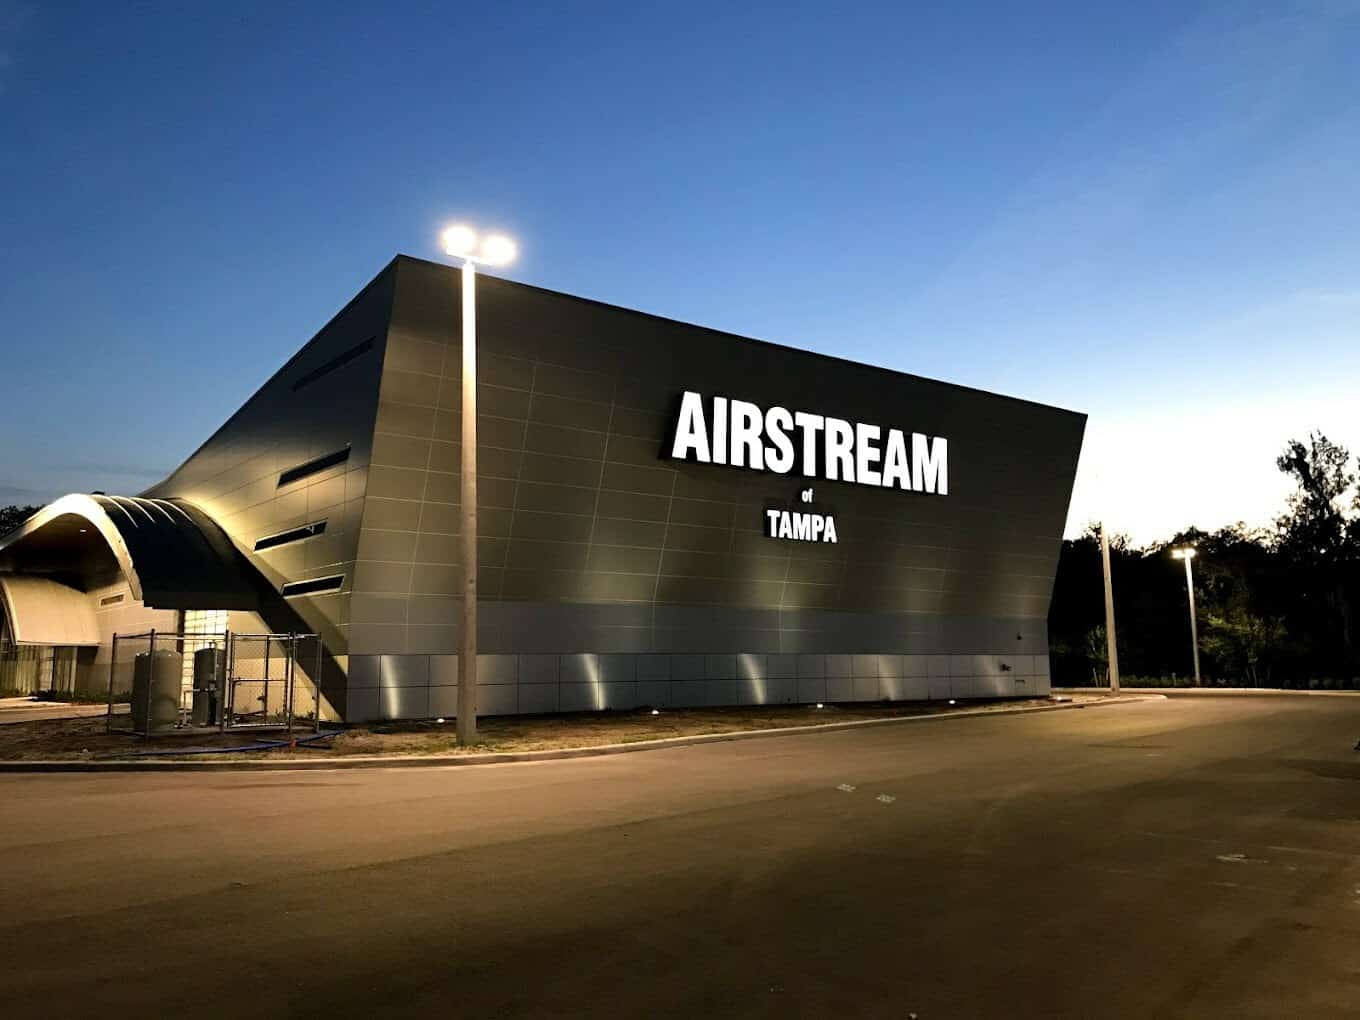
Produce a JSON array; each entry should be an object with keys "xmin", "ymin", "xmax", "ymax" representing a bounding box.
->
[{"xmin": 0, "ymin": 255, "xmax": 1085, "ymax": 721}]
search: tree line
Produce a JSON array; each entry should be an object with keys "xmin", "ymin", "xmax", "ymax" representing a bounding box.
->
[
  {"xmin": 1050, "ymin": 433, "xmax": 1360, "ymax": 688},
  {"xmin": 0, "ymin": 505, "xmax": 40, "ymax": 537}
]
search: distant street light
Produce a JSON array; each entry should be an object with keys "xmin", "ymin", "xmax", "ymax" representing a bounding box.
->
[
  {"xmin": 1171, "ymin": 546, "xmax": 1202, "ymax": 685},
  {"xmin": 440, "ymin": 223, "xmax": 518, "ymax": 745},
  {"xmin": 1100, "ymin": 523, "xmax": 1121, "ymax": 694}
]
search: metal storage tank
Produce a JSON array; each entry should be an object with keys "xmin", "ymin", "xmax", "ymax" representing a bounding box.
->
[
  {"xmin": 191, "ymin": 646, "xmax": 222, "ymax": 726},
  {"xmin": 130, "ymin": 649, "xmax": 182, "ymax": 732}
]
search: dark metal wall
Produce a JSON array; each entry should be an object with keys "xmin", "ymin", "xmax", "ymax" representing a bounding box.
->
[
  {"xmin": 143, "ymin": 265, "xmax": 398, "ymax": 717},
  {"xmin": 343, "ymin": 256, "xmax": 1085, "ymax": 720},
  {"xmin": 98, "ymin": 253, "xmax": 1084, "ymax": 720}
]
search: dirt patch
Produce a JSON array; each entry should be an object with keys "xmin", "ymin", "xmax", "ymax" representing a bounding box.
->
[
  {"xmin": 0, "ymin": 716, "xmax": 292, "ymax": 759},
  {"xmin": 0, "ymin": 697, "xmax": 1094, "ymax": 762}
]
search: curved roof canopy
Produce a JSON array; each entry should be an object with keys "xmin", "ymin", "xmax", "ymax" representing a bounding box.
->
[{"xmin": 0, "ymin": 494, "xmax": 260, "ymax": 610}]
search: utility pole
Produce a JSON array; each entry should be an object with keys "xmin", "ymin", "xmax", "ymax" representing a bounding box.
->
[
  {"xmin": 440, "ymin": 224, "xmax": 518, "ymax": 745},
  {"xmin": 457, "ymin": 256, "xmax": 479, "ymax": 745},
  {"xmin": 1100, "ymin": 522, "xmax": 1121, "ymax": 694},
  {"xmin": 1172, "ymin": 547, "xmax": 1202, "ymax": 685}
]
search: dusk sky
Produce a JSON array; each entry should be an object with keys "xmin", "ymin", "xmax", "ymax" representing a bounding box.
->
[{"xmin": 3, "ymin": 1, "xmax": 1359, "ymax": 543}]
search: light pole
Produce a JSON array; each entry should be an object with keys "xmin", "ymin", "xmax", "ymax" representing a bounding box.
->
[
  {"xmin": 440, "ymin": 223, "xmax": 518, "ymax": 745},
  {"xmin": 1171, "ymin": 546, "xmax": 1201, "ymax": 685},
  {"xmin": 1099, "ymin": 522, "xmax": 1121, "ymax": 694}
]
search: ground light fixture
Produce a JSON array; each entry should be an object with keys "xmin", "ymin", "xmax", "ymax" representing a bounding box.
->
[
  {"xmin": 439, "ymin": 222, "xmax": 519, "ymax": 745},
  {"xmin": 1171, "ymin": 546, "xmax": 1202, "ymax": 685}
]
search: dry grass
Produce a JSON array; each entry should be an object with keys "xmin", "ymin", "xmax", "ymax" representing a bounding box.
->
[
  {"xmin": 0, "ymin": 697, "xmax": 1087, "ymax": 762},
  {"xmin": 0, "ymin": 716, "xmax": 270, "ymax": 760}
]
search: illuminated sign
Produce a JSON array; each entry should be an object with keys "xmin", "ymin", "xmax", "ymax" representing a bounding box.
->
[
  {"xmin": 668, "ymin": 392, "xmax": 948, "ymax": 494},
  {"xmin": 767, "ymin": 488, "xmax": 838, "ymax": 543}
]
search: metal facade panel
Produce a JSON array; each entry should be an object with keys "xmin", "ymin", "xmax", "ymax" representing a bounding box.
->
[
  {"xmin": 0, "ymin": 576, "xmax": 100, "ymax": 646},
  {"xmin": 355, "ymin": 257, "xmax": 1083, "ymax": 652},
  {"xmin": 86, "ymin": 254, "xmax": 1082, "ymax": 720},
  {"xmin": 140, "ymin": 261, "xmax": 401, "ymax": 718}
]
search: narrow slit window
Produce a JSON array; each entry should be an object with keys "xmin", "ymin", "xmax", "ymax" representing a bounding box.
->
[
  {"xmin": 278, "ymin": 446, "xmax": 350, "ymax": 487},
  {"xmin": 280, "ymin": 574, "xmax": 345, "ymax": 598},
  {"xmin": 254, "ymin": 520, "xmax": 327, "ymax": 552},
  {"xmin": 99, "ymin": 593, "xmax": 125, "ymax": 607},
  {"xmin": 292, "ymin": 336, "xmax": 376, "ymax": 392}
]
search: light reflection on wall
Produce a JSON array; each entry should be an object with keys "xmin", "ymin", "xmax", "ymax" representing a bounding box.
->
[
  {"xmin": 586, "ymin": 653, "xmax": 604, "ymax": 711},
  {"xmin": 738, "ymin": 652, "xmax": 766, "ymax": 704}
]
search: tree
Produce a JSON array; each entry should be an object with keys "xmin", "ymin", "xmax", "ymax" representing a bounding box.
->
[
  {"xmin": 1202, "ymin": 608, "xmax": 1286, "ymax": 686},
  {"xmin": 1047, "ymin": 432, "xmax": 1360, "ymax": 688},
  {"xmin": 1275, "ymin": 433, "xmax": 1354, "ymax": 567},
  {"xmin": 0, "ymin": 505, "xmax": 41, "ymax": 539},
  {"xmin": 1084, "ymin": 625, "xmax": 1109, "ymax": 685},
  {"xmin": 1275, "ymin": 433, "xmax": 1358, "ymax": 673}
]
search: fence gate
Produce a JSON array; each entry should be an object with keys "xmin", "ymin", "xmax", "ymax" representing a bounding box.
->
[{"xmin": 224, "ymin": 633, "xmax": 323, "ymax": 731}]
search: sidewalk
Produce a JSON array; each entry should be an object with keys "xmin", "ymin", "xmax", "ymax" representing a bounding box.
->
[
  {"xmin": 1052, "ymin": 687, "xmax": 1360, "ymax": 698},
  {"xmin": 0, "ymin": 698, "xmax": 127, "ymax": 726}
]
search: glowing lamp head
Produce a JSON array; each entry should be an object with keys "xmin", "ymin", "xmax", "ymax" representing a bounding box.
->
[
  {"xmin": 480, "ymin": 234, "xmax": 517, "ymax": 266},
  {"xmin": 1172, "ymin": 546, "xmax": 1198, "ymax": 560},
  {"xmin": 441, "ymin": 224, "xmax": 478, "ymax": 258}
]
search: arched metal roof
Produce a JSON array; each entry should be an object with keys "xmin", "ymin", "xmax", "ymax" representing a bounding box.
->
[{"xmin": 0, "ymin": 494, "xmax": 260, "ymax": 610}]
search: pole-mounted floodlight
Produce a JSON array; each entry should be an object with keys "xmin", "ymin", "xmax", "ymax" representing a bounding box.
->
[
  {"xmin": 439, "ymin": 223, "xmax": 518, "ymax": 745},
  {"xmin": 441, "ymin": 224, "xmax": 517, "ymax": 266},
  {"xmin": 1171, "ymin": 546, "xmax": 1201, "ymax": 685}
]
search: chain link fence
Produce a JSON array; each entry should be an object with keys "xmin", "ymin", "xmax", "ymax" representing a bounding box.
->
[
  {"xmin": 106, "ymin": 630, "xmax": 321, "ymax": 738},
  {"xmin": 225, "ymin": 633, "xmax": 323, "ymax": 730}
]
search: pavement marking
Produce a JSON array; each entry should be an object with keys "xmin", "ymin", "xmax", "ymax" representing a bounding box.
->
[
  {"xmin": 1264, "ymin": 844, "xmax": 1354, "ymax": 859},
  {"xmin": 876, "ymin": 794, "xmax": 896, "ymax": 804},
  {"xmin": 1216, "ymin": 852, "xmax": 1268, "ymax": 865},
  {"xmin": 836, "ymin": 783, "xmax": 857, "ymax": 792},
  {"xmin": 1141, "ymin": 830, "xmax": 1350, "ymax": 862}
]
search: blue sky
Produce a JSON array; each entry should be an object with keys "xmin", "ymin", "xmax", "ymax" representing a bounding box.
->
[{"xmin": 2, "ymin": 1, "xmax": 1359, "ymax": 542}]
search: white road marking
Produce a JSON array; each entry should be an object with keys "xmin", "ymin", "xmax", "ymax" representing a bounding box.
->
[
  {"xmin": 1215, "ymin": 852, "xmax": 1268, "ymax": 864},
  {"xmin": 836, "ymin": 783, "xmax": 856, "ymax": 793}
]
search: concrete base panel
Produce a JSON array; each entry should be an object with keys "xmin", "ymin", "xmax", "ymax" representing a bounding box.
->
[{"xmin": 344, "ymin": 650, "xmax": 1051, "ymax": 722}]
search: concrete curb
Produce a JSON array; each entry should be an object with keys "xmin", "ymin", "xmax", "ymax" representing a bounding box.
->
[
  {"xmin": 1053, "ymin": 687, "xmax": 1360, "ymax": 698},
  {"xmin": 0, "ymin": 695, "xmax": 1164, "ymax": 774}
]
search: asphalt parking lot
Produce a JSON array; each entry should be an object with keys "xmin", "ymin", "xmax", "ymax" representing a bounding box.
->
[{"xmin": 1, "ymin": 695, "xmax": 1357, "ymax": 1018}]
